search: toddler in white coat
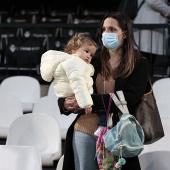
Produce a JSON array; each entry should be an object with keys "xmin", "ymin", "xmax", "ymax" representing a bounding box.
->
[{"xmin": 40, "ymin": 33, "xmax": 97, "ymax": 114}]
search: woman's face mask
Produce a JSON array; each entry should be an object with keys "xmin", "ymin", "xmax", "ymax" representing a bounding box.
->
[{"xmin": 101, "ymin": 32, "xmax": 123, "ymax": 51}]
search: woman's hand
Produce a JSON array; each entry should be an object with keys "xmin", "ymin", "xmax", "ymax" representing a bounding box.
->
[
  {"xmin": 63, "ymin": 95, "xmax": 80, "ymax": 112},
  {"xmin": 85, "ymin": 106, "xmax": 92, "ymax": 114}
]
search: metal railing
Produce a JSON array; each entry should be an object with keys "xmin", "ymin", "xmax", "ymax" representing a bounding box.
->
[{"xmin": 0, "ymin": 23, "xmax": 169, "ymax": 82}]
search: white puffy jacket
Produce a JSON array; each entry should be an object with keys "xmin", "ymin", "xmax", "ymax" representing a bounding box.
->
[{"xmin": 40, "ymin": 50, "xmax": 94, "ymax": 109}]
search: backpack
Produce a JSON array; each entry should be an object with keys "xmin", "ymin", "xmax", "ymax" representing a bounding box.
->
[
  {"xmin": 103, "ymin": 91, "xmax": 144, "ymax": 169},
  {"xmin": 96, "ymin": 91, "xmax": 144, "ymax": 169},
  {"xmin": 117, "ymin": 0, "xmax": 144, "ymax": 20}
]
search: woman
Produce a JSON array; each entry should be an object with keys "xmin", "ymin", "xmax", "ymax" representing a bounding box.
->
[
  {"xmin": 58, "ymin": 12, "xmax": 149, "ymax": 170},
  {"xmin": 133, "ymin": 0, "xmax": 170, "ymax": 75}
]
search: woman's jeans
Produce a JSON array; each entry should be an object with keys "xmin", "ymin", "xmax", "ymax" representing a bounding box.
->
[{"xmin": 73, "ymin": 130, "xmax": 99, "ymax": 170}]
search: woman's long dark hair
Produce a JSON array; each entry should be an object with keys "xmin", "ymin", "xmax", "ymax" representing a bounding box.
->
[{"xmin": 97, "ymin": 12, "xmax": 140, "ymax": 79}]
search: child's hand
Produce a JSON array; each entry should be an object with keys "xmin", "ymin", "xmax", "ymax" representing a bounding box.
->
[{"xmin": 85, "ymin": 106, "xmax": 92, "ymax": 114}]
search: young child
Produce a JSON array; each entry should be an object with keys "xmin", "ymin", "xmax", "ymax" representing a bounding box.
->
[{"xmin": 40, "ymin": 33, "xmax": 97, "ymax": 114}]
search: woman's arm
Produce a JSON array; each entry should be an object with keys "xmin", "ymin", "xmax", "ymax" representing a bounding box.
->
[
  {"xmin": 58, "ymin": 96, "xmax": 81, "ymax": 115},
  {"xmin": 146, "ymin": 0, "xmax": 170, "ymax": 17}
]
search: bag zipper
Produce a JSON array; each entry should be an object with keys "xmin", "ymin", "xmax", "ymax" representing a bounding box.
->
[
  {"xmin": 117, "ymin": 144, "xmax": 144, "ymax": 150},
  {"xmin": 118, "ymin": 121, "xmax": 144, "ymax": 139},
  {"xmin": 118, "ymin": 122, "xmax": 135, "ymax": 138}
]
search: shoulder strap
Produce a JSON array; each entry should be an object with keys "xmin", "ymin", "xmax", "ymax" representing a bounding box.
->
[
  {"xmin": 109, "ymin": 92, "xmax": 128, "ymax": 114},
  {"xmin": 138, "ymin": 0, "xmax": 144, "ymax": 10},
  {"xmin": 116, "ymin": 91, "xmax": 129, "ymax": 114}
]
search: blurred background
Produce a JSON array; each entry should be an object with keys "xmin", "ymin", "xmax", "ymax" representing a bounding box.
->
[{"xmin": 0, "ymin": 0, "xmax": 169, "ymax": 85}]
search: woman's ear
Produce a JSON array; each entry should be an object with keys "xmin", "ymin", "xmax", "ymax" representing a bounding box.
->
[{"xmin": 123, "ymin": 33, "xmax": 127, "ymax": 39}]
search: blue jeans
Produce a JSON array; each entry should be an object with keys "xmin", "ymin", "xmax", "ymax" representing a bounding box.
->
[{"xmin": 73, "ymin": 130, "xmax": 99, "ymax": 170}]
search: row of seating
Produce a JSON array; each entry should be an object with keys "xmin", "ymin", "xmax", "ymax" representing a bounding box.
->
[
  {"xmin": 0, "ymin": 75, "xmax": 169, "ymax": 117},
  {"xmin": 0, "ymin": 76, "xmax": 76, "ymax": 168},
  {"xmin": 0, "ymin": 3, "xmax": 108, "ymax": 24},
  {"xmin": 0, "ymin": 26, "xmax": 99, "ymax": 78},
  {"xmin": 0, "ymin": 75, "xmax": 77, "ymax": 139},
  {"xmin": 0, "ymin": 94, "xmax": 63, "ymax": 165}
]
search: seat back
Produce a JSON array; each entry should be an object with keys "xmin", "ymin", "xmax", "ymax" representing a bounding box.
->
[
  {"xmin": 47, "ymin": 80, "xmax": 55, "ymax": 96},
  {"xmin": 0, "ymin": 76, "xmax": 41, "ymax": 112},
  {"xmin": 0, "ymin": 94, "xmax": 23, "ymax": 138},
  {"xmin": 56, "ymin": 155, "xmax": 64, "ymax": 170},
  {"xmin": 6, "ymin": 113, "xmax": 62, "ymax": 166},
  {"xmin": 32, "ymin": 95, "xmax": 77, "ymax": 139},
  {"xmin": 139, "ymin": 116, "xmax": 170, "ymax": 156},
  {"xmin": 139, "ymin": 150, "xmax": 170, "ymax": 170},
  {"xmin": 156, "ymin": 99, "xmax": 170, "ymax": 117},
  {"xmin": 0, "ymin": 145, "xmax": 42, "ymax": 170},
  {"xmin": 153, "ymin": 78, "xmax": 170, "ymax": 100}
]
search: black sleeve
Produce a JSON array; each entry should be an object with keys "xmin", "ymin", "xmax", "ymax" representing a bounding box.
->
[
  {"xmin": 58, "ymin": 97, "xmax": 72, "ymax": 115},
  {"xmin": 91, "ymin": 93, "xmax": 118, "ymax": 113},
  {"xmin": 122, "ymin": 57, "xmax": 149, "ymax": 111}
]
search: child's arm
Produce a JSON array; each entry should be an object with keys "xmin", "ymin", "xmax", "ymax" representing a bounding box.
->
[
  {"xmin": 61, "ymin": 57, "xmax": 94, "ymax": 109},
  {"xmin": 40, "ymin": 50, "xmax": 72, "ymax": 82}
]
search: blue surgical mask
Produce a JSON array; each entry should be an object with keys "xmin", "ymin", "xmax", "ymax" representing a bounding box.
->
[{"xmin": 101, "ymin": 32, "xmax": 122, "ymax": 51}]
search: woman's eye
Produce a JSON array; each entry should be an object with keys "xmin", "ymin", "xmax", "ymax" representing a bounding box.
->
[{"xmin": 110, "ymin": 28, "xmax": 115, "ymax": 32}]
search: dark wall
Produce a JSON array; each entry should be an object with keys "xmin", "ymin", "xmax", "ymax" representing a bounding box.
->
[{"xmin": 1, "ymin": 0, "xmax": 120, "ymax": 12}]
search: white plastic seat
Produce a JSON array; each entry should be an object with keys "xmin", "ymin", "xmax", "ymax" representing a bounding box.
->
[
  {"xmin": 47, "ymin": 80, "xmax": 55, "ymax": 96},
  {"xmin": 32, "ymin": 95, "xmax": 77, "ymax": 139},
  {"xmin": 0, "ymin": 76, "xmax": 41, "ymax": 112},
  {"xmin": 56, "ymin": 155, "xmax": 64, "ymax": 170},
  {"xmin": 156, "ymin": 99, "xmax": 170, "ymax": 117},
  {"xmin": 0, "ymin": 94, "xmax": 23, "ymax": 138},
  {"xmin": 139, "ymin": 150, "xmax": 170, "ymax": 170},
  {"xmin": 139, "ymin": 116, "xmax": 170, "ymax": 157},
  {"xmin": 152, "ymin": 78, "xmax": 170, "ymax": 118},
  {"xmin": 153, "ymin": 78, "xmax": 170, "ymax": 100},
  {"xmin": 0, "ymin": 145, "xmax": 42, "ymax": 170},
  {"xmin": 139, "ymin": 116, "xmax": 170, "ymax": 170},
  {"xmin": 6, "ymin": 113, "xmax": 62, "ymax": 166}
]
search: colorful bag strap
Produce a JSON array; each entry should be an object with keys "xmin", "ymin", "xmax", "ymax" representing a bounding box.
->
[{"xmin": 101, "ymin": 93, "xmax": 114, "ymax": 121}]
